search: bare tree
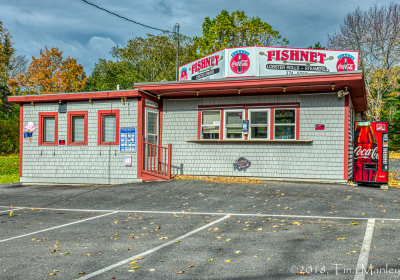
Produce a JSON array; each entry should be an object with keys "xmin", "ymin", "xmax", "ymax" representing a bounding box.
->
[{"xmin": 327, "ymin": 3, "xmax": 400, "ymax": 120}]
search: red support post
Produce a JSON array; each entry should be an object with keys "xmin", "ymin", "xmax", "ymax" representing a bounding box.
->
[{"xmin": 168, "ymin": 144, "xmax": 172, "ymax": 179}]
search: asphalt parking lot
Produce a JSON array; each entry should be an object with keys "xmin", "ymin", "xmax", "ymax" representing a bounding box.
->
[{"xmin": 1, "ymin": 180, "xmax": 400, "ymax": 279}]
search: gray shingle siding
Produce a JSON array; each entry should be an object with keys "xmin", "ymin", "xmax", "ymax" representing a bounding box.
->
[
  {"xmin": 21, "ymin": 99, "xmax": 139, "ymax": 184},
  {"xmin": 162, "ymin": 94, "xmax": 346, "ymax": 181}
]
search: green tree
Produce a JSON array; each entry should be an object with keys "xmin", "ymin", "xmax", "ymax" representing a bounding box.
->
[
  {"xmin": 196, "ymin": 10, "xmax": 288, "ymax": 56},
  {"xmin": 307, "ymin": 42, "xmax": 325, "ymax": 49},
  {"xmin": 86, "ymin": 33, "xmax": 197, "ymax": 91}
]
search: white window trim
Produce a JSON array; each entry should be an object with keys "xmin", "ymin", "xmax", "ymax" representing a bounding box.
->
[
  {"xmin": 145, "ymin": 108, "xmax": 159, "ymax": 144},
  {"xmin": 201, "ymin": 110, "xmax": 221, "ymax": 139},
  {"xmin": 273, "ymin": 108, "xmax": 296, "ymax": 140},
  {"xmin": 249, "ymin": 108, "xmax": 270, "ymax": 140},
  {"xmin": 224, "ymin": 109, "xmax": 245, "ymax": 140}
]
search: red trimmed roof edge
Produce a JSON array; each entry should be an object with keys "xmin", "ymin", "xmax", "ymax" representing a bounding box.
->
[{"xmin": 8, "ymin": 89, "xmax": 140, "ymax": 104}]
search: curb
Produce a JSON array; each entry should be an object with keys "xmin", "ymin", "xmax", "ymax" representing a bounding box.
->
[{"xmin": 0, "ymin": 182, "xmax": 22, "ymax": 188}]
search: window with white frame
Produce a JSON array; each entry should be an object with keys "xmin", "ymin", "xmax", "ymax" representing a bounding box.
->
[
  {"xmin": 274, "ymin": 109, "xmax": 296, "ymax": 139},
  {"xmin": 201, "ymin": 111, "xmax": 220, "ymax": 139},
  {"xmin": 98, "ymin": 110, "xmax": 120, "ymax": 145},
  {"xmin": 43, "ymin": 117, "xmax": 56, "ymax": 143},
  {"xmin": 249, "ymin": 109, "xmax": 269, "ymax": 139},
  {"xmin": 225, "ymin": 110, "xmax": 244, "ymax": 139}
]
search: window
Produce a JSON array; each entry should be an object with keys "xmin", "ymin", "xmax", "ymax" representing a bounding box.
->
[
  {"xmin": 249, "ymin": 109, "xmax": 269, "ymax": 139},
  {"xmin": 274, "ymin": 109, "xmax": 296, "ymax": 139},
  {"xmin": 201, "ymin": 111, "xmax": 220, "ymax": 139},
  {"xmin": 39, "ymin": 112, "xmax": 58, "ymax": 145},
  {"xmin": 197, "ymin": 104, "xmax": 299, "ymax": 141},
  {"xmin": 67, "ymin": 111, "xmax": 88, "ymax": 145},
  {"xmin": 146, "ymin": 108, "xmax": 159, "ymax": 144},
  {"xmin": 225, "ymin": 110, "xmax": 244, "ymax": 139},
  {"xmin": 98, "ymin": 110, "xmax": 120, "ymax": 145}
]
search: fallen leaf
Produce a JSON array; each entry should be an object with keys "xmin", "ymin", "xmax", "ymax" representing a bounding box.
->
[
  {"xmin": 63, "ymin": 252, "xmax": 71, "ymax": 255},
  {"xmin": 132, "ymin": 266, "xmax": 141, "ymax": 270},
  {"xmin": 296, "ymin": 270, "xmax": 307, "ymax": 275},
  {"xmin": 148, "ymin": 268, "xmax": 156, "ymax": 272},
  {"xmin": 337, "ymin": 238, "xmax": 346, "ymax": 240},
  {"xmin": 9, "ymin": 211, "xmax": 13, "ymax": 216},
  {"xmin": 292, "ymin": 222, "xmax": 301, "ymax": 226},
  {"xmin": 78, "ymin": 272, "xmax": 85, "ymax": 275},
  {"xmin": 134, "ymin": 257, "xmax": 144, "ymax": 260},
  {"xmin": 86, "ymin": 254, "xmax": 90, "ymax": 256},
  {"xmin": 225, "ymin": 238, "xmax": 231, "ymax": 242},
  {"xmin": 177, "ymin": 270, "xmax": 184, "ymax": 274},
  {"xmin": 175, "ymin": 240, "xmax": 181, "ymax": 243},
  {"xmin": 225, "ymin": 259, "xmax": 231, "ymax": 263},
  {"xmin": 351, "ymin": 222, "xmax": 359, "ymax": 225},
  {"xmin": 208, "ymin": 258, "xmax": 214, "ymax": 262},
  {"xmin": 213, "ymin": 228, "xmax": 219, "ymax": 231},
  {"xmin": 49, "ymin": 273, "xmax": 56, "ymax": 276},
  {"xmin": 155, "ymin": 226, "xmax": 160, "ymax": 231},
  {"xmin": 129, "ymin": 261, "xmax": 137, "ymax": 265},
  {"xmin": 235, "ymin": 251, "xmax": 241, "ymax": 254},
  {"xmin": 159, "ymin": 237, "xmax": 168, "ymax": 240},
  {"xmin": 257, "ymin": 228, "xmax": 263, "ymax": 231},
  {"xmin": 187, "ymin": 264, "xmax": 194, "ymax": 268}
]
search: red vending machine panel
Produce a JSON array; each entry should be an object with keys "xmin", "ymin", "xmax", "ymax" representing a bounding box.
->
[{"xmin": 354, "ymin": 121, "xmax": 389, "ymax": 184}]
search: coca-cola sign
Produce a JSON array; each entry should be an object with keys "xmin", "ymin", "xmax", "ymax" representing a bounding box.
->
[
  {"xmin": 336, "ymin": 54, "xmax": 356, "ymax": 71},
  {"xmin": 354, "ymin": 146, "xmax": 379, "ymax": 160},
  {"xmin": 230, "ymin": 50, "xmax": 250, "ymax": 74}
]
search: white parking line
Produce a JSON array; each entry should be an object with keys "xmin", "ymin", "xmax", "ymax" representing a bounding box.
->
[
  {"xmin": 77, "ymin": 214, "xmax": 231, "ymax": 280},
  {"xmin": 354, "ymin": 219, "xmax": 376, "ymax": 280},
  {"xmin": 1, "ymin": 205, "xmax": 400, "ymax": 221},
  {"xmin": 0, "ymin": 211, "xmax": 118, "ymax": 243},
  {"xmin": 0, "ymin": 207, "xmax": 23, "ymax": 214}
]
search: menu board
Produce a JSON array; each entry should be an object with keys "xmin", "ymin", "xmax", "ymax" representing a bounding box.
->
[{"xmin": 120, "ymin": 127, "xmax": 136, "ymax": 152}]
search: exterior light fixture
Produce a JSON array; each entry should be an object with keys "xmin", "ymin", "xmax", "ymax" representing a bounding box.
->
[
  {"xmin": 89, "ymin": 98, "xmax": 92, "ymax": 103},
  {"xmin": 331, "ymin": 84, "xmax": 336, "ymax": 90},
  {"xmin": 238, "ymin": 89, "xmax": 241, "ymax": 95},
  {"xmin": 31, "ymin": 101, "xmax": 34, "ymax": 106},
  {"xmin": 196, "ymin": 91, "xmax": 199, "ymax": 97},
  {"xmin": 121, "ymin": 97, "xmax": 124, "ymax": 102},
  {"xmin": 282, "ymin": 86, "xmax": 287, "ymax": 93},
  {"xmin": 158, "ymin": 95, "xmax": 160, "ymax": 100}
]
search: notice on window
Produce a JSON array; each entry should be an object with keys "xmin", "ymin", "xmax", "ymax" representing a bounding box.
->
[{"xmin": 120, "ymin": 127, "xmax": 136, "ymax": 152}]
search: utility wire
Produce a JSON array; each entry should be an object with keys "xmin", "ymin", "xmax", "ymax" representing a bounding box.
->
[{"xmin": 81, "ymin": 0, "xmax": 173, "ymax": 34}]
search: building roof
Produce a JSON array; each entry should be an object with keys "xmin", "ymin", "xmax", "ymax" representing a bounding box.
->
[
  {"xmin": 136, "ymin": 71, "xmax": 367, "ymax": 113},
  {"xmin": 8, "ymin": 71, "xmax": 367, "ymax": 113}
]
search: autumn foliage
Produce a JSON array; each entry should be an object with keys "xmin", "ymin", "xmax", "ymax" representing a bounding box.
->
[{"xmin": 8, "ymin": 47, "xmax": 87, "ymax": 95}]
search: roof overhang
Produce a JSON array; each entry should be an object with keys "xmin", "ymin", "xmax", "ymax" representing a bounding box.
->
[
  {"xmin": 8, "ymin": 89, "xmax": 141, "ymax": 104},
  {"xmin": 135, "ymin": 71, "xmax": 367, "ymax": 113}
]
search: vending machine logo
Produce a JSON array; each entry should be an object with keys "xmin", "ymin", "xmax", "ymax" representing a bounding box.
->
[
  {"xmin": 180, "ymin": 67, "xmax": 188, "ymax": 81},
  {"xmin": 336, "ymin": 53, "xmax": 356, "ymax": 71},
  {"xmin": 230, "ymin": 50, "xmax": 250, "ymax": 74}
]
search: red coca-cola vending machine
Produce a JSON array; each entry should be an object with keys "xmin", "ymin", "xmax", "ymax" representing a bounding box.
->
[{"xmin": 354, "ymin": 121, "xmax": 389, "ymax": 184}]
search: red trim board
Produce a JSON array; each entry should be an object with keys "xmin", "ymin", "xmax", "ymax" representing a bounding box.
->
[
  {"xmin": 97, "ymin": 110, "xmax": 120, "ymax": 145},
  {"xmin": 67, "ymin": 111, "xmax": 88, "ymax": 145},
  {"xmin": 137, "ymin": 95, "xmax": 145, "ymax": 178},
  {"xmin": 19, "ymin": 105, "xmax": 23, "ymax": 177},
  {"xmin": 38, "ymin": 112, "xmax": 58, "ymax": 146}
]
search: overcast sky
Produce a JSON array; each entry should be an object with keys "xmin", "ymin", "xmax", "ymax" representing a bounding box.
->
[{"xmin": 0, "ymin": 0, "xmax": 393, "ymax": 74}]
